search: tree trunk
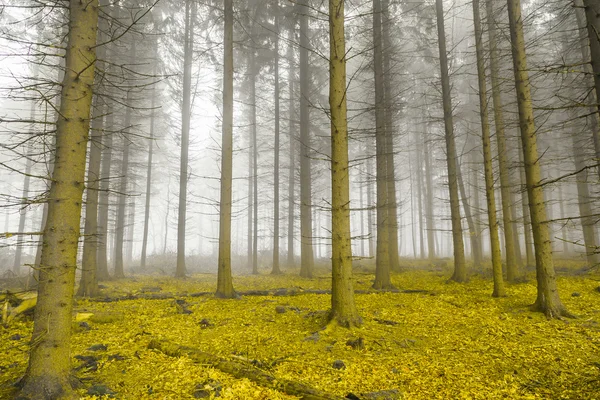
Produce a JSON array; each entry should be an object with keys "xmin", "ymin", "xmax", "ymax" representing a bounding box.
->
[
  {"xmin": 299, "ymin": 0, "xmax": 314, "ymax": 278},
  {"xmin": 435, "ymin": 0, "xmax": 466, "ymax": 281},
  {"xmin": 485, "ymin": 0, "xmax": 518, "ymax": 282},
  {"xmin": 13, "ymin": 144, "xmax": 33, "ymax": 276},
  {"xmin": 96, "ymin": 109, "xmax": 113, "ymax": 280},
  {"xmin": 287, "ymin": 27, "xmax": 295, "ymax": 268},
  {"xmin": 471, "ymin": 0, "xmax": 505, "ymax": 296},
  {"xmin": 366, "ymin": 155, "xmax": 375, "ymax": 258},
  {"xmin": 582, "ymin": 0, "xmax": 600, "ymax": 177},
  {"xmin": 328, "ymin": 0, "xmax": 362, "ymax": 327},
  {"xmin": 19, "ymin": 1, "xmax": 99, "ymax": 397},
  {"xmin": 216, "ymin": 0, "xmax": 236, "ymax": 298},
  {"xmin": 372, "ymin": 0, "xmax": 392, "ymax": 289},
  {"xmin": 506, "ymin": 0, "xmax": 570, "ymax": 318},
  {"xmin": 414, "ymin": 130, "xmax": 425, "ymax": 259},
  {"xmin": 272, "ymin": 3, "xmax": 282, "ymax": 275},
  {"xmin": 252, "ymin": 54, "xmax": 259, "ymax": 275},
  {"xmin": 176, "ymin": 0, "xmax": 195, "ymax": 278},
  {"xmin": 125, "ymin": 190, "xmax": 135, "ymax": 265},
  {"xmin": 140, "ymin": 74, "xmax": 157, "ymax": 269},
  {"xmin": 517, "ymin": 145, "xmax": 535, "ymax": 267},
  {"xmin": 382, "ymin": 0, "xmax": 400, "ymax": 271},
  {"xmin": 457, "ymin": 159, "xmax": 482, "ymax": 268},
  {"xmin": 77, "ymin": 98, "xmax": 104, "ymax": 297},
  {"xmin": 423, "ymin": 128, "xmax": 436, "ymax": 261}
]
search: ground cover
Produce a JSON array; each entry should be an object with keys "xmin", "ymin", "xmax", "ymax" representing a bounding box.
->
[{"xmin": 1, "ymin": 267, "xmax": 599, "ymax": 399}]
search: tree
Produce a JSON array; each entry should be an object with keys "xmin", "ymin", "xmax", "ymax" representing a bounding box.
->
[
  {"xmin": 272, "ymin": 1, "xmax": 282, "ymax": 275},
  {"xmin": 372, "ymin": 0, "xmax": 393, "ymax": 289},
  {"xmin": 18, "ymin": 0, "xmax": 99, "ymax": 397},
  {"xmin": 506, "ymin": 0, "xmax": 570, "ymax": 318},
  {"xmin": 435, "ymin": 0, "xmax": 466, "ymax": 282},
  {"xmin": 328, "ymin": 0, "xmax": 362, "ymax": 328},
  {"xmin": 299, "ymin": 0, "xmax": 314, "ymax": 278},
  {"xmin": 216, "ymin": 0, "xmax": 236, "ymax": 299},
  {"xmin": 176, "ymin": 0, "xmax": 196, "ymax": 278},
  {"xmin": 471, "ymin": 0, "xmax": 505, "ymax": 297}
]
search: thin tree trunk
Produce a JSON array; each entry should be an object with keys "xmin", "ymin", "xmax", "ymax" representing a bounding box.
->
[
  {"xmin": 77, "ymin": 99, "xmax": 104, "ymax": 297},
  {"xmin": 471, "ymin": 0, "xmax": 505, "ymax": 296},
  {"xmin": 216, "ymin": 0, "xmax": 236, "ymax": 298},
  {"xmin": 414, "ymin": 130, "xmax": 425, "ymax": 259},
  {"xmin": 96, "ymin": 110, "xmax": 113, "ymax": 280},
  {"xmin": 252, "ymin": 53, "xmax": 259, "ymax": 275},
  {"xmin": 366, "ymin": 154, "xmax": 375, "ymax": 258},
  {"xmin": 287, "ymin": 27, "xmax": 295, "ymax": 268},
  {"xmin": 176, "ymin": 0, "xmax": 195, "ymax": 278},
  {"xmin": 272, "ymin": 3, "xmax": 281, "ymax": 275},
  {"xmin": 125, "ymin": 191, "xmax": 135, "ymax": 265},
  {"xmin": 435, "ymin": 0, "xmax": 466, "ymax": 281},
  {"xmin": 329, "ymin": 0, "xmax": 362, "ymax": 327},
  {"xmin": 517, "ymin": 145, "xmax": 535, "ymax": 267},
  {"xmin": 581, "ymin": 0, "xmax": 600, "ymax": 176},
  {"xmin": 382, "ymin": 0, "xmax": 400, "ymax": 271},
  {"xmin": 13, "ymin": 147, "xmax": 33, "ymax": 276},
  {"xmin": 299, "ymin": 0, "xmax": 314, "ymax": 278},
  {"xmin": 486, "ymin": 0, "xmax": 518, "ymax": 282},
  {"xmin": 506, "ymin": 0, "xmax": 570, "ymax": 318},
  {"xmin": 457, "ymin": 159, "xmax": 482, "ymax": 268},
  {"xmin": 373, "ymin": 0, "xmax": 392, "ymax": 289},
  {"xmin": 140, "ymin": 75, "xmax": 157, "ymax": 269},
  {"xmin": 424, "ymin": 129, "xmax": 436, "ymax": 261},
  {"xmin": 19, "ymin": 1, "xmax": 99, "ymax": 396}
]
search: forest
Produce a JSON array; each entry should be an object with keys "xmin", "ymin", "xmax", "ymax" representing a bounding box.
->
[{"xmin": 0, "ymin": 0, "xmax": 599, "ymax": 398}]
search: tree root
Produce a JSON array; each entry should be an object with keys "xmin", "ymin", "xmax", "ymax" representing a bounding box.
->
[{"xmin": 147, "ymin": 337, "xmax": 343, "ymax": 400}]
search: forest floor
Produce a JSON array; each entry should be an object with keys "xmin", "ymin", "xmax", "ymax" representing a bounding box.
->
[{"xmin": 1, "ymin": 261, "xmax": 599, "ymax": 399}]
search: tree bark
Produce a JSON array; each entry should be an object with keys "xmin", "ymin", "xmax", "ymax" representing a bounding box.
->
[
  {"xmin": 329, "ymin": 0, "xmax": 362, "ymax": 328},
  {"xmin": 140, "ymin": 73, "xmax": 157, "ymax": 270},
  {"xmin": 485, "ymin": 0, "xmax": 518, "ymax": 282},
  {"xmin": 423, "ymin": 125, "xmax": 436, "ymax": 261},
  {"xmin": 506, "ymin": 0, "xmax": 570, "ymax": 318},
  {"xmin": 77, "ymin": 98, "xmax": 104, "ymax": 298},
  {"xmin": 216, "ymin": 0, "xmax": 236, "ymax": 299},
  {"xmin": 299, "ymin": 0, "xmax": 314, "ymax": 278},
  {"xmin": 287, "ymin": 27, "xmax": 296, "ymax": 268},
  {"xmin": 373, "ymin": 0, "xmax": 393, "ymax": 289},
  {"xmin": 582, "ymin": 0, "xmax": 600, "ymax": 176},
  {"xmin": 176, "ymin": 0, "xmax": 195, "ymax": 278},
  {"xmin": 435, "ymin": 0, "xmax": 466, "ymax": 282},
  {"xmin": 19, "ymin": 1, "xmax": 99, "ymax": 397},
  {"xmin": 272, "ymin": 3, "xmax": 282, "ymax": 275},
  {"xmin": 471, "ymin": 0, "xmax": 505, "ymax": 296},
  {"xmin": 96, "ymin": 109, "xmax": 113, "ymax": 281}
]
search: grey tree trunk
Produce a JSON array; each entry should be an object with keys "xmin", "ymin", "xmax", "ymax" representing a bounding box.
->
[
  {"xmin": 435, "ymin": 0, "xmax": 466, "ymax": 281},
  {"xmin": 96, "ymin": 110, "xmax": 113, "ymax": 280},
  {"xmin": 287, "ymin": 27, "xmax": 295, "ymax": 268},
  {"xmin": 299, "ymin": 0, "xmax": 314, "ymax": 278},
  {"xmin": 140, "ymin": 75, "xmax": 157, "ymax": 269},
  {"xmin": 176, "ymin": 0, "xmax": 195, "ymax": 278},
  {"xmin": 216, "ymin": 0, "xmax": 236, "ymax": 298},
  {"xmin": 272, "ymin": 3, "xmax": 281, "ymax": 275}
]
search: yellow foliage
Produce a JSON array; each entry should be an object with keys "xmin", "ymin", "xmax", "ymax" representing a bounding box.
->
[{"xmin": 0, "ymin": 269, "xmax": 599, "ymax": 399}]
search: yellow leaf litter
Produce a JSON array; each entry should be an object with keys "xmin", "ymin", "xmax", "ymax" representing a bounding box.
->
[{"xmin": 1, "ymin": 266, "xmax": 599, "ymax": 399}]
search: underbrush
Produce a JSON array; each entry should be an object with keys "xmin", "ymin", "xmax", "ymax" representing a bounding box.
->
[{"xmin": 1, "ymin": 267, "xmax": 599, "ymax": 399}]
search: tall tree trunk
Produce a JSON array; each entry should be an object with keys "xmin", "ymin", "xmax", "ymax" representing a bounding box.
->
[
  {"xmin": 287, "ymin": 27, "xmax": 295, "ymax": 268},
  {"xmin": 13, "ymin": 145, "xmax": 34, "ymax": 276},
  {"xmin": 19, "ymin": 1, "xmax": 99, "ymax": 396},
  {"xmin": 471, "ymin": 0, "xmax": 505, "ymax": 296},
  {"xmin": 216, "ymin": 0, "xmax": 236, "ymax": 298},
  {"xmin": 517, "ymin": 145, "xmax": 535, "ymax": 267},
  {"xmin": 506, "ymin": 0, "xmax": 570, "ymax": 318},
  {"xmin": 486, "ymin": 0, "xmax": 518, "ymax": 282},
  {"xmin": 125, "ymin": 191, "xmax": 135, "ymax": 265},
  {"xmin": 457, "ymin": 160, "xmax": 482, "ymax": 268},
  {"xmin": 373, "ymin": 0, "xmax": 393, "ymax": 289},
  {"xmin": 176, "ymin": 0, "xmax": 195, "ymax": 278},
  {"xmin": 382, "ymin": 0, "xmax": 400, "ymax": 271},
  {"xmin": 329, "ymin": 0, "xmax": 361, "ymax": 327},
  {"xmin": 435, "ymin": 0, "xmax": 466, "ymax": 281},
  {"xmin": 414, "ymin": 130, "xmax": 425, "ymax": 259},
  {"xmin": 366, "ymin": 154, "xmax": 375, "ymax": 258},
  {"xmin": 423, "ymin": 129, "xmax": 436, "ymax": 261},
  {"xmin": 252, "ymin": 53, "xmax": 259, "ymax": 275},
  {"xmin": 299, "ymin": 0, "xmax": 314, "ymax": 278},
  {"xmin": 581, "ymin": 0, "xmax": 600, "ymax": 176},
  {"xmin": 96, "ymin": 109, "xmax": 113, "ymax": 280},
  {"xmin": 77, "ymin": 98, "xmax": 104, "ymax": 297},
  {"xmin": 140, "ymin": 76, "xmax": 157, "ymax": 269},
  {"xmin": 272, "ymin": 3, "xmax": 281, "ymax": 275}
]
